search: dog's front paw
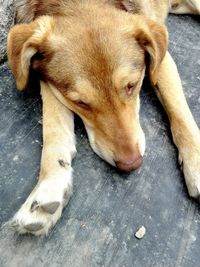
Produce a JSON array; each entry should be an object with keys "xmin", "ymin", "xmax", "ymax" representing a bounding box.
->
[
  {"xmin": 11, "ymin": 172, "xmax": 72, "ymax": 236},
  {"xmin": 180, "ymin": 146, "xmax": 200, "ymax": 200}
]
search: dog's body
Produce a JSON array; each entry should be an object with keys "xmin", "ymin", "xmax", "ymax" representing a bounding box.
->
[{"xmin": 7, "ymin": 0, "xmax": 200, "ymax": 235}]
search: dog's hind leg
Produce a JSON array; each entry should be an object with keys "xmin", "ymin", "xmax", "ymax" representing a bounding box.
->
[
  {"xmin": 154, "ymin": 51, "xmax": 200, "ymax": 201},
  {"xmin": 11, "ymin": 81, "xmax": 76, "ymax": 235},
  {"xmin": 170, "ymin": 0, "xmax": 200, "ymax": 15}
]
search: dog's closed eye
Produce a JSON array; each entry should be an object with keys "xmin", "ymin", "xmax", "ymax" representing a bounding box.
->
[
  {"xmin": 75, "ymin": 101, "xmax": 91, "ymax": 110},
  {"xmin": 126, "ymin": 82, "xmax": 137, "ymax": 96}
]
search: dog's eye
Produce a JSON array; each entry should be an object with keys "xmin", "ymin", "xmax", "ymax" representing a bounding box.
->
[
  {"xmin": 76, "ymin": 101, "xmax": 91, "ymax": 110},
  {"xmin": 126, "ymin": 82, "xmax": 137, "ymax": 96}
]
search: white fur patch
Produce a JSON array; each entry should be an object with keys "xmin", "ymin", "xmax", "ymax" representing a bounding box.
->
[
  {"xmin": 84, "ymin": 123, "xmax": 116, "ymax": 166},
  {"xmin": 11, "ymin": 169, "xmax": 73, "ymax": 236},
  {"xmin": 138, "ymin": 129, "xmax": 146, "ymax": 157}
]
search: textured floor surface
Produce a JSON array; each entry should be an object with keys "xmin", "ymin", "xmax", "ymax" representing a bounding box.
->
[{"xmin": 0, "ymin": 15, "xmax": 200, "ymax": 267}]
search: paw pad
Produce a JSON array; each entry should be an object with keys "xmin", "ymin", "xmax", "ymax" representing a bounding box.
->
[
  {"xmin": 24, "ymin": 222, "xmax": 44, "ymax": 232},
  {"xmin": 40, "ymin": 201, "xmax": 60, "ymax": 214}
]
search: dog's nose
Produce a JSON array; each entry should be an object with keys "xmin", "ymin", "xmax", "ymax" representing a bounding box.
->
[{"xmin": 115, "ymin": 156, "xmax": 143, "ymax": 172}]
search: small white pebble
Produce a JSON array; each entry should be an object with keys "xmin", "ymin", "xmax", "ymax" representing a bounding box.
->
[
  {"xmin": 13, "ymin": 155, "xmax": 19, "ymax": 161},
  {"xmin": 135, "ymin": 226, "xmax": 146, "ymax": 239}
]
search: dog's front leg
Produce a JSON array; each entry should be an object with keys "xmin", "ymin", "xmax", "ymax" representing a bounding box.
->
[
  {"xmin": 154, "ymin": 51, "xmax": 200, "ymax": 200},
  {"xmin": 12, "ymin": 82, "xmax": 76, "ymax": 235}
]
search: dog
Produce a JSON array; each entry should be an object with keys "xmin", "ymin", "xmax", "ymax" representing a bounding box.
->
[{"xmin": 7, "ymin": 0, "xmax": 200, "ymax": 235}]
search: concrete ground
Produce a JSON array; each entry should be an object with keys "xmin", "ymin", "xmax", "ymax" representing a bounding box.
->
[{"xmin": 0, "ymin": 14, "xmax": 200, "ymax": 267}]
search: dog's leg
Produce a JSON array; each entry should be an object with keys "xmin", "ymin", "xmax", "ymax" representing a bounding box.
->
[
  {"xmin": 155, "ymin": 51, "xmax": 200, "ymax": 200},
  {"xmin": 11, "ymin": 82, "xmax": 76, "ymax": 235}
]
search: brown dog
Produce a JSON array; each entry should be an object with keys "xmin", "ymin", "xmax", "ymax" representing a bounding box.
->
[{"xmin": 7, "ymin": 0, "xmax": 200, "ymax": 235}]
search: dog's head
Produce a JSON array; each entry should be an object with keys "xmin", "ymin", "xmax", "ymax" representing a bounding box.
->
[{"xmin": 7, "ymin": 4, "xmax": 168, "ymax": 171}]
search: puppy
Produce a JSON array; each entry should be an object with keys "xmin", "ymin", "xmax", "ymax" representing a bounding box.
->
[{"xmin": 7, "ymin": 0, "xmax": 200, "ymax": 235}]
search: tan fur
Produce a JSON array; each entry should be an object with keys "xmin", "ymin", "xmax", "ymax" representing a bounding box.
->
[
  {"xmin": 156, "ymin": 52, "xmax": 200, "ymax": 197},
  {"xmin": 7, "ymin": 0, "xmax": 200, "ymax": 235}
]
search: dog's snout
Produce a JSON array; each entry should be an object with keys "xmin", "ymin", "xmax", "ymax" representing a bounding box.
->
[{"xmin": 115, "ymin": 156, "xmax": 143, "ymax": 172}]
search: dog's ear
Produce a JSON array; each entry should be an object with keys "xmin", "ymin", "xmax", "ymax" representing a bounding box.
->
[
  {"xmin": 132, "ymin": 16, "xmax": 168, "ymax": 85},
  {"xmin": 7, "ymin": 17, "xmax": 53, "ymax": 90}
]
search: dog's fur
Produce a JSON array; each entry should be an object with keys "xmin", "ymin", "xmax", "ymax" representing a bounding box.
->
[{"xmin": 7, "ymin": 0, "xmax": 200, "ymax": 235}]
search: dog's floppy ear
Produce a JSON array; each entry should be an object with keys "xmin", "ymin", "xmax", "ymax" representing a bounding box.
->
[
  {"xmin": 132, "ymin": 16, "xmax": 168, "ymax": 85},
  {"xmin": 7, "ymin": 16, "xmax": 53, "ymax": 90}
]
